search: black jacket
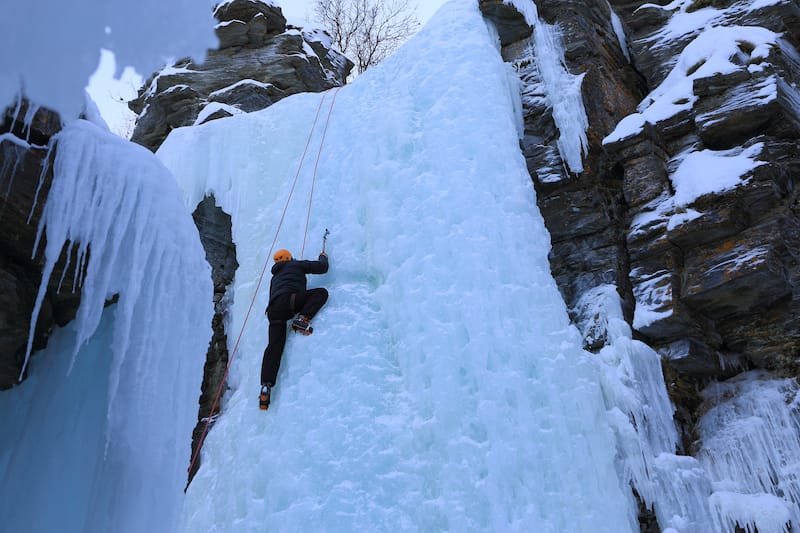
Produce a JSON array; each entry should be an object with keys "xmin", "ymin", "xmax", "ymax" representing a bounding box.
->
[{"xmin": 268, "ymin": 254, "xmax": 329, "ymax": 305}]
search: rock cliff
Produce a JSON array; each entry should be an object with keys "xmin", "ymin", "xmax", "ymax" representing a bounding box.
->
[
  {"xmin": 183, "ymin": 195, "xmax": 237, "ymax": 482},
  {"xmin": 481, "ymin": 0, "xmax": 800, "ymax": 528}
]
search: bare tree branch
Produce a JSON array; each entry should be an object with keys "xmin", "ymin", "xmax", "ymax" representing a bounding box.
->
[{"xmin": 312, "ymin": 0, "xmax": 420, "ymax": 75}]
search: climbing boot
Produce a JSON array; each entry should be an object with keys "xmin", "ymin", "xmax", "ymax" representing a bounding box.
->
[
  {"xmin": 291, "ymin": 315, "xmax": 313, "ymax": 336},
  {"xmin": 259, "ymin": 384, "xmax": 271, "ymax": 410}
]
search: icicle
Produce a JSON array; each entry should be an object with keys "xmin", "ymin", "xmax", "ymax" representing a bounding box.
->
[
  {"xmin": 11, "ymin": 92, "xmax": 24, "ymax": 126},
  {"xmin": 499, "ymin": 1, "xmax": 589, "ymax": 173},
  {"xmin": 697, "ymin": 371, "xmax": 800, "ymax": 530},
  {"xmin": 54, "ymin": 243, "xmax": 71, "ymax": 294},
  {"xmin": 710, "ymin": 491, "xmax": 794, "ymax": 533},
  {"xmin": 0, "ymin": 135, "xmax": 27, "ymax": 200},
  {"xmin": 20, "ymin": 247, "xmax": 57, "ymax": 380},
  {"xmin": 16, "ymin": 117, "xmax": 212, "ymax": 532},
  {"xmin": 23, "ymin": 101, "xmax": 40, "ymax": 143},
  {"xmin": 27, "ymin": 142, "xmax": 55, "ymax": 224},
  {"xmin": 607, "ymin": 1, "xmax": 630, "ymax": 62},
  {"xmin": 530, "ymin": 21, "xmax": 589, "ymax": 174},
  {"xmin": 578, "ymin": 285, "xmax": 731, "ymax": 531},
  {"xmin": 651, "ymin": 453, "xmax": 720, "ymax": 532}
]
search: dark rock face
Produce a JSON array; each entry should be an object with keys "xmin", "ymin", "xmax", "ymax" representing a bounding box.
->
[
  {"xmin": 0, "ymin": 101, "xmax": 82, "ymax": 389},
  {"xmin": 481, "ymin": 0, "xmax": 643, "ymax": 321},
  {"xmin": 129, "ymin": 0, "xmax": 353, "ymax": 152},
  {"xmin": 188, "ymin": 196, "xmax": 238, "ymax": 483},
  {"xmin": 484, "ymin": 0, "xmax": 800, "ymax": 386},
  {"xmin": 603, "ymin": 1, "xmax": 800, "ymax": 383}
]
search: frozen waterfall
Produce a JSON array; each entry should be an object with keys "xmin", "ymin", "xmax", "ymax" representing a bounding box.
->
[{"xmin": 160, "ymin": 2, "xmax": 638, "ymax": 531}]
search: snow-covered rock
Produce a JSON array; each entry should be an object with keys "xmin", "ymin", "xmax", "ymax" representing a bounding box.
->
[{"xmin": 129, "ymin": 0, "xmax": 352, "ymax": 151}]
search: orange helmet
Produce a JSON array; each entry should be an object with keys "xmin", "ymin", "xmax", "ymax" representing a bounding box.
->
[{"xmin": 274, "ymin": 249, "xmax": 292, "ymax": 263}]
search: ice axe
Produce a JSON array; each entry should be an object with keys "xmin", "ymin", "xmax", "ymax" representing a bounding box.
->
[{"xmin": 322, "ymin": 228, "xmax": 330, "ymax": 254}]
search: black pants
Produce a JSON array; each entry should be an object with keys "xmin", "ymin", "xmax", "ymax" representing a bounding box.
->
[{"xmin": 261, "ymin": 288, "xmax": 328, "ymax": 386}]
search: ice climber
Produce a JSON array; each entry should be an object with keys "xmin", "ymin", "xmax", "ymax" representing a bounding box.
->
[{"xmin": 259, "ymin": 248, "xmax": 329, "ymax": 409}]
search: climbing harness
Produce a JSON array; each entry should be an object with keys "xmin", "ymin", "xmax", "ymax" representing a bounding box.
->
[{"xmin": 186, "ymin": 87, "xmax": 342, "ymax": 486}]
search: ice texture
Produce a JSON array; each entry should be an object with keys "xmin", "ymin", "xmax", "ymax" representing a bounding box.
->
[{"xmin": 698, "ymin": 371, "xmax": 800, "ymax": 531}]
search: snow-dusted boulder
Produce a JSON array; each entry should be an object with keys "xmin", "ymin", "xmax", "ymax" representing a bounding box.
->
[
  {"xmin": 129, "ymin": 0, "xmax": 352, "ymax": 151},
  {"xmin": 213, "ymin": 0, "xmax": 286, "ymax": 48}
]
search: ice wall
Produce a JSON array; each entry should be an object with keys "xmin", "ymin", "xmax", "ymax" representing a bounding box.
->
[
  {"xmin": 0, "ymin": 120, "xmax": 213, "ymax": 532},
  {"xmin": 160, "ymin": 2, "xmax": 638, "ymax": 531}
]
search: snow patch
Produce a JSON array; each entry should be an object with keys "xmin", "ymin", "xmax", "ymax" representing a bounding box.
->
[
  {"xmin": 194, "ymin": 101, "xmax": 244, "ymax": 125},
  {"xmin": 631, "ymin": 270, "xmax": 674, "ymax": 330},
  {"xmin": 671, "ymin": 143, "xmax": 764, "ymax": 205},
  {"xmin": 214, "ymin": 0, "xmax": 279, "ymax": 18},
  {"xmin": 208, "ymin": 79, "xmax": 275, "ymax": 99},
  {"xmin": 302, "ymin": 26, "xmax": 333, "ymax": 49}
]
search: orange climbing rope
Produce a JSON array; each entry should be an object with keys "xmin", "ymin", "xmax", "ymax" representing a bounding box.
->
[
  {"xmin": 301, "ymin": 87, "xmax": 341, "ymax": 257},
  {"xmin": 187, "ymin": 87, "xmax": 342, "ymax": 484}
]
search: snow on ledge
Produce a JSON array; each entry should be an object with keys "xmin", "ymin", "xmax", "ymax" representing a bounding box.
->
[
  {"xmin": 208, "ymin": 79, "xmax": 275, "ymax": 99},
  {"xmin": 214, "ymin": 0, "xmax": 279, "ymax": 18},
  {"xmin": 671, "ymin": 142, "xmax": 764, "ymax": 206},
  {"xmin": 710, "ymin": 491, "xmax": 795, "ymax": 533},
  {"xmin": 194, "ymin": 102, "xmax": 244, "ymax": 125},
  {"xmin": 604, "ymin": 25, "xmax": 779, "ymax": 144}
]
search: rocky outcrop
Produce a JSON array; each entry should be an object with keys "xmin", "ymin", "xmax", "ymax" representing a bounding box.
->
[
  {"xmin": 484, "ymin": 0, "xmax": 800, "ymax": 397},
  {"xmin": 0, "ymin": 101, "xmax": 82, "ymax": 389},
  {"xmin": 188, "ymin": 195, "xmax": 237, "ymax": 482},
  {"xmin": 129, "ymin": 0, "xmax": 353, "ymax": 151}
]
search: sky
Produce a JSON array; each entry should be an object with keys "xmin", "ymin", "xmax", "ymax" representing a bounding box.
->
[
  {"xmin": 86, "ymin": 0, "xmax": 448, "ymax": 137},
  {"xmin": 279, "ymin": 0, "xmax": 448, "ymax": 25}
]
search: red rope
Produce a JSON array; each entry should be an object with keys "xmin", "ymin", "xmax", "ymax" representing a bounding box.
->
[
  {"xmin": 302, "ymin": 86, "xmax": 342, "ymax": 258},
  {"xmin": 187, "ymin": 91, "xmax": 332, "ymax": 483}
]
